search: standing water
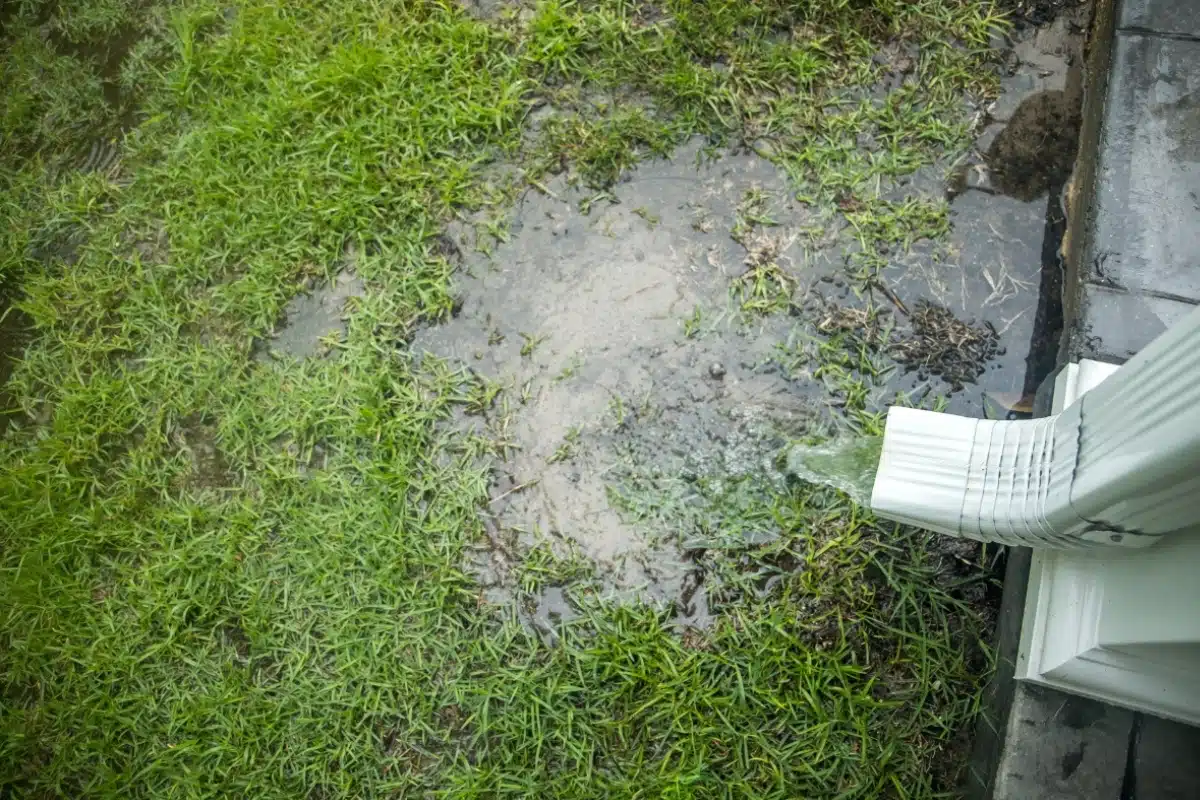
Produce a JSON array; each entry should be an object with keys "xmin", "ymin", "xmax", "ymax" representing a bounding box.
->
[{"xmin": 786, "ymin": 435, "xmax": 883, "ymax": 507}]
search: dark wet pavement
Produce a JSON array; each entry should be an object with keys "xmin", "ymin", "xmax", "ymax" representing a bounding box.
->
[{"xmin": 1068, "ymin": 28, "xmax": 1200, "ymax": 363}]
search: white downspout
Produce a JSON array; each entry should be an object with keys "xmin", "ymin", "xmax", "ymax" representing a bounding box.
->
[{"xmin": 870, "ymin": 305, "xmax": 1200, "ymax": 549}]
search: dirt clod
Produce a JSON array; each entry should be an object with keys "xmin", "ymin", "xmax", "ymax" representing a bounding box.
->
[{"xmin": 891, "ymin": 301, "xmax": 999, "ymax": 389}]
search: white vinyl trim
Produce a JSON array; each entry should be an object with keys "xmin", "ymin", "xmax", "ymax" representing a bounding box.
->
[
  {"xmin": 1018, "ymin": 359, "xmax": 1200, "ymax": 725},
  {"xmin": 871, "ymin": 304, "xmax": 1200, "ymax": 548}
]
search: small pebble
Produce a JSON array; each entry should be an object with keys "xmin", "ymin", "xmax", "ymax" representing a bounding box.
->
[{"xmin": 708, "ymin": 362, "xmax": 726, "ymax": 380}]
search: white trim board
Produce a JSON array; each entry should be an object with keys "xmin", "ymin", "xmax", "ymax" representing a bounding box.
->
[{"xmin": 1017, "ymin": 360, "xmax": 1200, "ymax": 726}]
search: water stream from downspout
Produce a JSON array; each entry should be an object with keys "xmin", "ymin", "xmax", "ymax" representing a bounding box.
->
[{"xmin": 785, "ymin": 434, "xmax": 883, "ymax": 507}]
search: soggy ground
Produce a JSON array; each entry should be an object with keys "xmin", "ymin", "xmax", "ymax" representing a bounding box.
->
[
  {"xmin": 0, "ymin": 0, "xmax": 1086, "ymax": 794},
  {"xmin": 416, "ymin": 143, "xmax": 808, "ymax": 610},
  {"xmin": 922, "ymin": 11, "xmax": 1085, "ymax": 414},
  {"xmin": 260, "ymin": 267, "xmax": 365, "ymax": 360},
  {"xmin": 412, "ymin": 12, "xmax": 1087, "ymax": 619}
]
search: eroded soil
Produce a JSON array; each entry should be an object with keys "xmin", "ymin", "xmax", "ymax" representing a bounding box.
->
[
  {"xmin": 261, "ymin": 269, "xmax": 365, "ymax": 360},
  {"xmin": 415, "ymin": 143, "xmax": 811, "ymax": 611},
  {"xmin": 410, "ymin": 13, "xmax": 1087, "ymax": 621}
]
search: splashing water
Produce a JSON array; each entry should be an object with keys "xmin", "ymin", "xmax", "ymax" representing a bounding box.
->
[{"xmin": 785, "ymin": 434, "xmax": 883, "ymax": 507}]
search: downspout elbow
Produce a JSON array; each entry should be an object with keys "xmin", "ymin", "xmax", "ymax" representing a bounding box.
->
[
  {"xmin": 869, "ymin": 404, "xmax": 1158, "ymax": 549},
  {"xmin": 869, "ymin": 305, "xmax": 1200, "ymax": 549}
]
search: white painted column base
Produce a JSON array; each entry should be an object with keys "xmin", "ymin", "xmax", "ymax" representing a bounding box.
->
[{"xmin": 1017, "ymin": 360, "xmax": 1200, "ymax": 725}]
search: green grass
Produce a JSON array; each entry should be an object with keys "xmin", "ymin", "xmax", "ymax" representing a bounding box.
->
[{"xmin": 0, "ymin": 0, "xmax": 1006, "ymax": 795}]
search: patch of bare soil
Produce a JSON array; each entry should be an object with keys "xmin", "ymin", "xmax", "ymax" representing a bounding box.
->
[
  {"xmin": 260, "ymin": 267, "xmax": 365, "ymax": 360},
  {"xmin": 416, "ymin": 139, "xmax": 821, "ymax": 611},
  {"xmin": 173, "ymin": 413, "xmax": 234, "ymax": 492},
  {"xmin": 414, "ymin": 10, "xmax": 1089, "ymax": 619}
]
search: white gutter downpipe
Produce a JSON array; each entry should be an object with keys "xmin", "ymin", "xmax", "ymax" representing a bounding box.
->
[{"xmin": 870, "ymin": 305, "xmax": 1200, "ymax": 549}]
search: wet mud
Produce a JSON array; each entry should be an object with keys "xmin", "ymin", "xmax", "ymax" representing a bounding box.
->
[
  {"xmin": 417, "ymin": 144, "xmax": 819, "ymax": 617},
  {"xmin": 173, "ymin": 413, "xmax": 234, "ymax": 491},
  {"xmin": 260, "ymin": 270, "xmax": 365, "ymax": 360},
  {"xmin": 405, "ymin": 17, "xmax": 1086, "ymax": 619}
]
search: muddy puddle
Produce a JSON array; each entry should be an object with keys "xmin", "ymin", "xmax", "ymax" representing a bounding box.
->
[
  {"xmin": 415, "ymin": 15, "xmax": 1086, "ymax": 624},
  {"xmin": 258, "ymin": 269, "xmax": 365, "ymax": 360},
  {"xmin": 417, "ymin": 143, "xmax": 820, "ymax": 618}
]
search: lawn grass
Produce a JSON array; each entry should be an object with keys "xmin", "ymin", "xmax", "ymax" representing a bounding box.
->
[{"xmin": 2, "ymin": 0, "xmax": 1004, "ymax": 795}]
